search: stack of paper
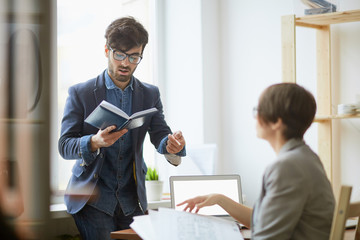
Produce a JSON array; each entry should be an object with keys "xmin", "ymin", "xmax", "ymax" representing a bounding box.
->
[{"xmin": 130, "ymin": 208, "xmax": 244, "ymax": 240}]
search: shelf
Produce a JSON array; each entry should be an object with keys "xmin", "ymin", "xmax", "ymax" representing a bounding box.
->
[
  {"xmin": 315, "ymin": 114, "xmax": 360, "ymax": 122},
  {"xmin": 296, "ymin": 9, "xmax": 360, "ymax": 28},
  {"xmin": 282, "ymin": 9, "xmax": 360, "ymax": 193}
]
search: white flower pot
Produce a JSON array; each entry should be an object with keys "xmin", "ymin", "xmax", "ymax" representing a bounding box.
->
[{"xmin": 145, "ymin": 180, "xmax": 163, "ymax": 201}]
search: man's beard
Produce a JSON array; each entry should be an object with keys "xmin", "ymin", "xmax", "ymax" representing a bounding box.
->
[
  {"xmin": 109, "ymin": 66, "xmax": 133, "ymax": 83},
  {"xmin": 114, "ymin": 72, "xmax": 131, "ymax": 83}
]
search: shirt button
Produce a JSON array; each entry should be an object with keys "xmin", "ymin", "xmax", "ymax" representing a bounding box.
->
[{"xmin": 93, "ymin": 173, "xmax": 98, "ymax": 179}]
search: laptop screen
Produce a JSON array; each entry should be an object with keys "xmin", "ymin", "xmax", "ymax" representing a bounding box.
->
[{"xmin": 170, "ymin": 175, "xmax": 242, "ymax": 217}]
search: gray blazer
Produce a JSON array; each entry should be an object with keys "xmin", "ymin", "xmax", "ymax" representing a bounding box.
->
[{"xmin": 251, "ymin": 139, "xmax": 335, "ymax": 240}]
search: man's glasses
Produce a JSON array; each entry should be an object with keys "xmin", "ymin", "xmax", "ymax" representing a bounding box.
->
[{"xmin": 108, "ymin": 46, "xmax": 142, "ymax": 64}]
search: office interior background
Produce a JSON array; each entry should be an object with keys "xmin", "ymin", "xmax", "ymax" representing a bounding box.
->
[{"xmin": 1, "ymin": 0, "xmax": 360, "ymax": 238}]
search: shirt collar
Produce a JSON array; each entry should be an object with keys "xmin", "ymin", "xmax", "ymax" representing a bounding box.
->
[{"xmin": 104, "ymin": 70, "xmax": 134, "ymax": 91}]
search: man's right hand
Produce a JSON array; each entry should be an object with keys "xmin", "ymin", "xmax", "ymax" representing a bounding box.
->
[{"xmin": 90, "ymin": 125, "xmax": 128, "ymax": 152}]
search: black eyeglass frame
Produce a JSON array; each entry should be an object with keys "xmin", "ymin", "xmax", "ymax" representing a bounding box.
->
[{"xmin": 108, "ymin": 46, "xmax": 143, "ymax": 64}]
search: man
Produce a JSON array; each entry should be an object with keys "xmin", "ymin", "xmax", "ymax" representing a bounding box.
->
[
  {"xmin": 179, "ymin": 83, "xmax": 335, "ymax": 240},
  {"xmin": 58, "ymin": 17, "xmax": 186, "ymax": 239}
]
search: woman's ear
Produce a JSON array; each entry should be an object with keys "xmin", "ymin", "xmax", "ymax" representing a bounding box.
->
[{"xmin": 271, "ymin": 118, "xmax": 283, "ymax": 131}]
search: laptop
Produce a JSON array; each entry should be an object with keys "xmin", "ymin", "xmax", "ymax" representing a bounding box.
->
[{"xmin": 169, "ymin": 174, "xmax": 243, "ymax": 220}]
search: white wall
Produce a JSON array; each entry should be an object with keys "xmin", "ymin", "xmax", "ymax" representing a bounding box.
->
[
  {"xmin": 333, "ymin": 8, "xmax": 360, "ymax": 201},
  {"xmin": 161, "ymin": 0, "xmax": 360, "ymax": 206},
  {"xmin": 217, "ymin": 0, "xmax": 294, "ymax": 206},
  {"xmin": 160, "ymin": 0, "xmax": 204, "ymax": 144}
]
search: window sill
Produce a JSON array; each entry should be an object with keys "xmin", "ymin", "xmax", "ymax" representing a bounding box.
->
[{"xmin": 50, "ymin": 203, "xmax": 70, "ymax": 219}]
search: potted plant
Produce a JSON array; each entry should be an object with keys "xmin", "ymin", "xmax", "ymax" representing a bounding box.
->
[{"xmin": 145, "ymin": 167, "xmax": 163, "ymax": 201}]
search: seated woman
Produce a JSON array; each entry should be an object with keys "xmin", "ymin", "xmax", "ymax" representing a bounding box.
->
[{"xmin": 178, "ymin": 83, "xmax": 335, "ymax": 240}]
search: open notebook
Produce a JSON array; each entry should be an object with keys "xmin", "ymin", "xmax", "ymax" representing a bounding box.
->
[{"xmin": 170, "ymin": 175, "xmax": 243, "ymax": 220}]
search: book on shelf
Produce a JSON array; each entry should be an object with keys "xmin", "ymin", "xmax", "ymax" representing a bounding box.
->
[
  {"xmin": 301, "ymin": 0, "xmax": 337, "ymax": 15},
  {"xmin": 85, "ymin": 100, "xmax": 158, "ymax": 131}
]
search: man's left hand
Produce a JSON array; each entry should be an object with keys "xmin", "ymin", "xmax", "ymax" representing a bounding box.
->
[{"xmin": 166, "ymin": 131, "xmax": 185, "ymax": 154}]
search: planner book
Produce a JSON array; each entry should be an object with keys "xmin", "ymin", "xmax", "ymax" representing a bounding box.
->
[{"xmin": 85, "ymin": 100, "xmax": 157, "ymax": 131}]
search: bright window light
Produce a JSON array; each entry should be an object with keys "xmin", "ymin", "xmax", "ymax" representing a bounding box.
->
[{"xmin": 54, "ymin": 0, "xmax": 154, "ymax": 195}]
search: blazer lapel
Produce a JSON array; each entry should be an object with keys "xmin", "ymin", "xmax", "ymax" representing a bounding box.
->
[
  {"xmin": 131, "ymin": 78, "xmax": 144, "ymax": 114},
  {"xmin": 131, "ymin": 78, "xmax": 144, "ymax": 149},
  {"xmin": 93, "ymin": 71, "xmax": 107, "ymax": 106}
]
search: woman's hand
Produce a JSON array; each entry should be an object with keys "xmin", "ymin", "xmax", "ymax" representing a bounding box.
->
[{"xmin": 176, "ymin": 194, "xmax": 221, "ymax": 213}]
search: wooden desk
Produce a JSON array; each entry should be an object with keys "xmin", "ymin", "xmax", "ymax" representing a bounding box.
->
[
  {"xmin": 111, "ymin": 228, "xmax": 142, "ymax": 240},
  {"xmin": 111, "ymin": 228, "xmax": 355, "ymax": 240},
  {"xmin": 111, "ymin": 228, "xmax": 252, "ymax": 240}
]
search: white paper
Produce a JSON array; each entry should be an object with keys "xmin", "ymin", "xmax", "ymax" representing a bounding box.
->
[
  {"xmin": 130, "ymin": 215, "xmax": 156, "ymax": 240},
  {"xmin": 130, "ymin": 208, "xmax": 243, "ymax": 240}
]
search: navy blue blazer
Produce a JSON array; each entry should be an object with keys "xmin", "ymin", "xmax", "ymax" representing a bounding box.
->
[{"xmin": 58, "ymin": 71, "xmax": 173, "ymax": 214}]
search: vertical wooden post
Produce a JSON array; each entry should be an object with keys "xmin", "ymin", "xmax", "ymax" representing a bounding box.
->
[
  {"xmin": 281, "ymin": 15, "xmax": 296, "ymax": 83},
  {"xmin": 316, "ymin": 25, "xmax": 334, "ymax": 185}
]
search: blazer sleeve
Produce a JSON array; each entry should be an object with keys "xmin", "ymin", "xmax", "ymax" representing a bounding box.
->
[
  {"xmin": 145, "ymin": 86, "xmax": 172, "ymax": 148},
  {"xmin": 58, "ymin": 85, "xmax": 99, "ymax": 165}
]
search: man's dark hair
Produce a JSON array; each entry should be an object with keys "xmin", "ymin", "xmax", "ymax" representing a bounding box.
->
[
  {"xmin": 257, "ymin": 83, "xmax": 316, "ymax": 140},
  {"xmin": 105, "ymin": 16, "xmax": 148, "ymax": 53}
]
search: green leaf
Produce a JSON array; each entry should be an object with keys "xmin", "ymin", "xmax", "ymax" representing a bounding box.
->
[{"xmin": 146, "ymin": 167, "xmax": 159, "ymax": 180}]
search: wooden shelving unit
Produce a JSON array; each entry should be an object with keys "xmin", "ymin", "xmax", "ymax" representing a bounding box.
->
[
  {"xmin": 281, "ymin": 9, "xmax": 360, "ymax": 194},
  {"xmin": 315, "ymin": 114, "xmax": 360, "ymax": 122},
  {"xmin": 296, "ymin": 9, "xmax": 360, "ymax": 27}
]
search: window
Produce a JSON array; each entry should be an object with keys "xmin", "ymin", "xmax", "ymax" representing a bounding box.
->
[{"xmin": 53, "ymin": 0, "xmax": 155, "ymax": 197}]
